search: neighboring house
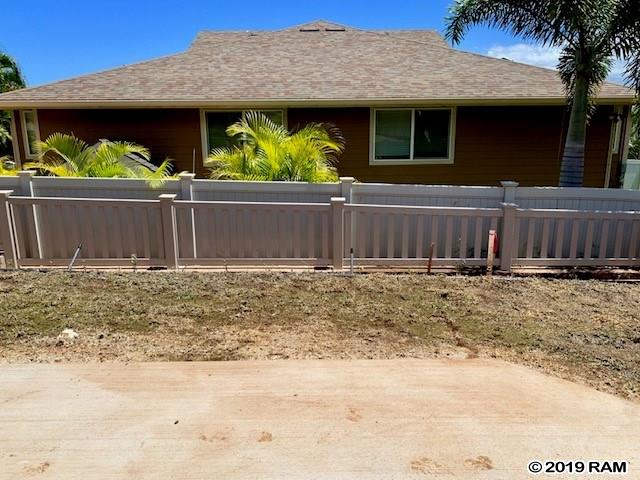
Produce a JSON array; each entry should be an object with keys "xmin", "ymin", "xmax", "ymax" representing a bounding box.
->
[{"xmin": 0, "ymin": 20, "xmax": 635, "ymax": 187}]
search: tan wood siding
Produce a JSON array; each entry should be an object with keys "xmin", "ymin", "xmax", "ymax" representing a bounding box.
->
[
  {"xmin": 288, "ymin": 105, "xmax": 615, "ymax": 187},
  {"xmin": 36, "ymin": 109, "xmax": 205, "ymax": 177},
  {"xmin": 32, "ymin": 105, "xmax": 616, "ymax": 187}
]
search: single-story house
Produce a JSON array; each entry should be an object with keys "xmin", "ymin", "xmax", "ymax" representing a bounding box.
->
[{"xmin": 0, "ymin": 20, "xmax": 635, "ymax": 187}]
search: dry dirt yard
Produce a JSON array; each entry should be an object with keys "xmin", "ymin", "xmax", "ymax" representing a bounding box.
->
[{"xmin": 0, "ymin": 270, "xmax": 639, "ymax": 402}]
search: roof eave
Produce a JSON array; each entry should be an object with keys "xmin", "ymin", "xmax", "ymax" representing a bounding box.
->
[{"xmin": 0, "ymin": 96, "xmax": 635, "ymax": 109}]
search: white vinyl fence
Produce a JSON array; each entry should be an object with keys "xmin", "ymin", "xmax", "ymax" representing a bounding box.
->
[
  {"xmin": 3, "ymin": 189, "xmax": 640, "ymax": 271},
  {"xmin": 5, "ymin": 172, "xmax": 640, "ymax": 211}
]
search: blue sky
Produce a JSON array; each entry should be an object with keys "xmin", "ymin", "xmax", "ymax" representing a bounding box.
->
[{"xmin": 0, "ymin": 0, "xmax": 623, "ymax": 86}]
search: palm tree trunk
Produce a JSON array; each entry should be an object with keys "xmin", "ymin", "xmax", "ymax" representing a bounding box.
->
[{"xmin": 559, "ymin": 76, "xmax": 589, "ymax": 187}]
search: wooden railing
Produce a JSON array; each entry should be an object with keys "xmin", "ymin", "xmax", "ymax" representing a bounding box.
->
[{"xmin": 2, "ymin": 190, "xmax": 640, "ymax": 271}]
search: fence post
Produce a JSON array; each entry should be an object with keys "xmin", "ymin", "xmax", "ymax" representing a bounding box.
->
[
  {"xmin": 501, "ymin": 181, "xmax": 519, "ymax": 204},
  {"xmin": 500, "ymin": 202, "xmax": 518, "ymax": 272},
  {"xmin": 178, "ymin": 172, "xmax": 196, "ymax": 258},
  {"xmin": 18, "ymin": 170, "xmax": 43, "ymax": 259},
  {"xmin": 0, "ymin": 191, "xmax": 17, "ymax": 270},
  {"xmin": 331, "ymin": 197, "xmax": 345, "ymax": 270},
  {"xmin": 340, "ymin": 177, "xmax": 355, "ymax": 253},
  {"xmin": 159, "ymin": 194, "xmax": 179, "ymax": 269},
  {"xmin": 339, "ymin": 177, "xmax": 355, "ymax": 203},
  {"xmin": 18, "ymin": 170, "xmax": 36, "ymax": 196},
  {"xmin": 178, "ymin": 172, "xmax": 195, "ymax": 200}
]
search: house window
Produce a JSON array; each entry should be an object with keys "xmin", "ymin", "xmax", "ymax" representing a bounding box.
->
[
  {"xmin": 371, "ymin": 108, "xmax": 455, "ymax": 164},
  {"xmin": 204, "ymin": 110, "xmax": 284, "ymax": 153},
  {"xmin": 21, "ymin": 110, "xmax": 40, "ymax": 158}
]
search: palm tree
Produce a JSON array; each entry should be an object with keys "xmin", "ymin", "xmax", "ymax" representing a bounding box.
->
[
  {"xmin": 206, "ymin": 111, "xmax": 345, "ymax": 182},
  {"xmin": 26, "ymin": 133, "xmax": 175, "ymax": 185},
  {"xmin": 0, "ymin": 52, "xmax": 26, "ymax": 154},
  {"xmin": 445, "ymin": 0, "xmax": 640, "ymax": 187},
  {"xmin": 630, "ymin": 106, "xmax": 639, "ymax": 158},
  {"xmin": 0, "ymin": 52, "xmax": 26, "ymax": 92}
]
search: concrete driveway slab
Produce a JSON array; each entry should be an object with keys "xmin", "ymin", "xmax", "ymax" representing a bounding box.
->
[{"xmin": 0, "ymin": 358, "xmax": 638, "ymax": 479}]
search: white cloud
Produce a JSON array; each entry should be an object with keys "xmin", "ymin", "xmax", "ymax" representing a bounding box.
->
[
  {"xmin": 486, "ymin": 43, "xmax": 626, "ymax": 83},
  {"xmin": 487, "ymin": 44, "xmax": 561, "ymax": 70}
]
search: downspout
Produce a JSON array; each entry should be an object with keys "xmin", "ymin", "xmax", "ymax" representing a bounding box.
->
[
  {"xmin": 604, "ymin": 107, "xmax": 623, "ymax": 188},
  {"xmin": 602, "ymin": 107, "xmax": 620, "ymax": 188},
  {"xmin": 9, "ymin": 110, "xmax": 21, "ymax": 168},
  {"xmin": 618, "ymin": 107, "xmax": 634, "ymax": 188}
]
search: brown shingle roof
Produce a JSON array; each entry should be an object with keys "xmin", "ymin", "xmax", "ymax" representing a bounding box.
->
[{"xmin": 0, "ymin": 20, "xmax": 633, "ymax": 107}]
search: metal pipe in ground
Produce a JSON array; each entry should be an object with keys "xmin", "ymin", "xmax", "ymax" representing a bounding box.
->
[
  {"xmin": 427, "ymin": 242, "xmax": 435, "ymax": 274},
  {"xmin": 68, "ymin": 243, "xmax": 83, "ymax": 272}
]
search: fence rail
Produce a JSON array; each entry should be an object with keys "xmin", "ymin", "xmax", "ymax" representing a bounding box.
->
[
  {"xmin": 4, "ymin": 172, "xmax": 640, "ymax": 212},
  {"xmin": 2, "ymin": 189, "xmax": 640, "ymax": 271}
]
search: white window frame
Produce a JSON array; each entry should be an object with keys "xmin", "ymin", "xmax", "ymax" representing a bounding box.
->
[
  {"xmin": 200, "ymin": 108, "xmax": 287, "ymax": 158},
  {"xmin": 20, "ymin": 109, "xmax": 41, "ymax": 160},
  {"xmin": 9, "ymin": 111, "xmax": 21, "ymax": 167},
  {"xmin": 369, "ymin": 107, "xmax": 456, "ymax": 165}
]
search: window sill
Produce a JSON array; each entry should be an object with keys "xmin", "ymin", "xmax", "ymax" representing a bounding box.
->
[{"xmin": 369, "ymin": 158, "xmax": 454, "ymax": 166}]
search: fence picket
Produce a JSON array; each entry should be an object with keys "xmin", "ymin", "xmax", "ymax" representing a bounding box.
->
[
  {"xmin": 307, "ymin": 211, "xmax": 315, "ymax": 258},
  {"xmin": 599, "ymin": 220, "xmax": 609, "ymax": 258},
  {"xmin": 614, "ymin": 220, "xmax": 624, "ymax": 258},
  {"xmin": 554, "ymin": 219, "xmax": 564, "ymax": 259},
  {"xmin": 401, "ymin": 214, "xmax": 409, "ymax": 259},
  {"xmin": 373, "ymin": 214, "xmax": 381, "ymax": 258},
  {"xmin": 569, "ymin": 220, "xmax": 579, "ymax": 259},
  {"xmin": 431, "ymin": 216, "xmax": 439, "ymax": 258},
  {"xmin": 140, "ymin": 207, "xmax": 151, "ymax": 259},
  {"xmin": 459, "ymin": 217, "xmax": 468, "ymax": 259},
  {"xmin": 321, "ymin": 212, "xmax": 329, "ymax": 260},
  {"xmin": 526, "ymin": 219, "xmax": 535, "ymax": 259},
  {"xmin": 474, "ymin": 217, "xmax": 483, "ymax": 258},
  {"xmin": 630, "ymin": 221, "xmax": 640, "ymax": 258},
  {"xmin": 6, "ymin": 192, "xmax": 640, "ymax": 270},
  {"xmin": 387, "ymin": 216, "xmax": 395, "ymax": 259},
  {"xmin": 445, "ymin": 217, "xmax": 453, "ymax": 258},
  {"xmin": 584, "ymin": 220, "xmax": 595, "ymax": 259},
  {"xmin": 358, "ymin": 212, "xmax": 367, "ymax": 258},
  {"xmin": 416, "ymin": 215, "xmax": 424, "ymax": 259}
]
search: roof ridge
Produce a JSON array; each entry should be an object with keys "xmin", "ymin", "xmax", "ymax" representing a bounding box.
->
[
  {"xmin": 361, "ymin": 29, "xmax": 448, "ymax": 49},
  {"xmin": 279, "ymin": 19, "xmax": 355, "ymax": 32},
  {"xmin": 358, "ymin": 28, "xmax": 608, "ymax": 82}
]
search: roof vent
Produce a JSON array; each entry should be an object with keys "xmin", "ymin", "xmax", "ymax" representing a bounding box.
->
[
  {"xmin": 299, "ymin": 27, "xmax": 320, "ymax": 32},
  {"xmin": 325, "ymin": 27, "xmax": 345, "ymax": 31}
]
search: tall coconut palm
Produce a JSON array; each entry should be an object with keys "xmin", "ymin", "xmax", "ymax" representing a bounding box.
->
[
  {"xmin": 0, "ymin": 52, "xmax": 26, "ymax": 154},
  {"xmin": 26, "ymin": 133, "xmax": 175, "ymax": 185},
  {"xmin": 206, "ymin": 111, "xmax": 345, "ymax": 182},
  {"xmin": 631, "ymin": 106, "xmax": 639, "ymax": 158},
  {"xmin": 445, "ymin": 0, "xmax": 640, "ymax": 187}
]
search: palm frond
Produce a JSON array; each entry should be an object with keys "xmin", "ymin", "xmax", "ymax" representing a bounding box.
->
[
  {"xmin": 36, "ymin": 133, "xmax": 89, "ymax": 174},
  {"xmin": 136, "ymin": 157, "xmax": 176, "ymax": 188},
  {"xmin": 24, "ymin": 160, "xmax": 78, "ymax": 177},
  {"xmin": 29, "ymin": 133, "xmax": 173, "ymax": 183},
  {"xmin": 444, "ymin": 0, "xmax": 586, "ymax": 47},
  {"xmin": 207, "ymin": 111, "xmax": 344, "ymax": 183}
]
